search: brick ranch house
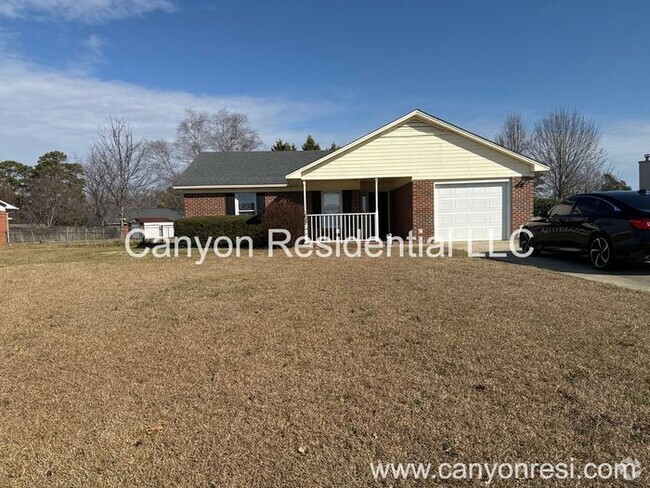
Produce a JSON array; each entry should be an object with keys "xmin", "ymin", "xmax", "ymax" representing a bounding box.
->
[
  {"xmin": 0, "ymin": 199, "xmax": 19, "ymax": 249},
  {"xmin": 174, "ymin": 110, "xmax": 549, "ymax": 242}
]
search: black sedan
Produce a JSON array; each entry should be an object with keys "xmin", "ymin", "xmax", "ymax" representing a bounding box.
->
[{"xmin": 520, "ymin": 190, "xmax": 650, "ymax": 270}]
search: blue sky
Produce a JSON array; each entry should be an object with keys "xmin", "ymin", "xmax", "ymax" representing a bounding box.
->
[{"xmin": 0, "ymin": 0, "xmax": 648, "ymax": 186}]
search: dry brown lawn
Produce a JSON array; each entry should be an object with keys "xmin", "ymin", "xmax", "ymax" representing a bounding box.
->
[{"xmin": 0, "ymin": 244, "xmax": 648, "ymax": 487}]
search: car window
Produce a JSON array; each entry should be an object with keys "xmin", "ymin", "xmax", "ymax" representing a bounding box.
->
[
  {"xmin": 595, "ymin": 199, "xmax": 618, "ymax": 215},
  {"xmin": 609, "ymin": 192, "xmax": 650, "ymax": 211},
  {"xmin": 572, "ymin": 197, "xmax": 600, "ymax": 216},
  {"xmin": 549, "ymin": 201, "xmax": 574, "ymax": 217}
]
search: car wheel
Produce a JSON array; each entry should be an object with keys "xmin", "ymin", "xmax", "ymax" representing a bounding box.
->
[
  {"xmin": 520, "ymin": 232, "xmax": 541, "ymax": 256},
  {"xmin": 589, "ymin": 236, "xmax": 614, "ymax": 270}
]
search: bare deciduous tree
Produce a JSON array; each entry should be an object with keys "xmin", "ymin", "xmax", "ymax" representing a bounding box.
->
[
  {"xmin": 495, "ymin": 113, "xmax": 530, "ymax": 155},
  {"xmin": 529, "ymin": 109, "xmax": 608, "ymax": 199},
  {"xmin": 86, "ymin": 118, "xmax": 155, "ymax": 227},
  {"xmin": 146, "ymin": 139, "xmax": 181, "ymax": 185},
  {"xmin": 175, "ymin": 109, "xmax": 213, "ymax": 163},
  {"xmin": 175, "ymin": 108, "xmax": 262, "ymax": 162},
  {"xmin": 144, "ymin": 139, "xmax": 185, "ymax": 209},
  {"xmin": 209, "ymin": 109, "xmax": 262, "ymax": 151},
  {"xmin": 84, "ymin": 158, "xmax": 112, "ymax": 225}
]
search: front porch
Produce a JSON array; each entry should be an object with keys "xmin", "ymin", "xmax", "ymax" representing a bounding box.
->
[{"xmin": 300, "ymin": 177, "xmax": 412, "ymax": 242}]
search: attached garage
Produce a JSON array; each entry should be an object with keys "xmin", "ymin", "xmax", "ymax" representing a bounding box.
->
[{"xmin": 434, "ymin": 181, "xmax": 509, "ymax": 241}]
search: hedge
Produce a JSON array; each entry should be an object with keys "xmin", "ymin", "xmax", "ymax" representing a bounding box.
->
[{"xmin": 175, "ymin": 216, "xmax": 264, "ymax": 246}]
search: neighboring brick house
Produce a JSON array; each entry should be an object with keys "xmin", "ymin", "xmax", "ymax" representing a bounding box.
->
[
  {"xmin": 0, "ymin": 200, "xmax": 19, "ymax": 249},
  {"xmin": 174, "ymin": 109, "xmax": 548, "ymax": 241}
]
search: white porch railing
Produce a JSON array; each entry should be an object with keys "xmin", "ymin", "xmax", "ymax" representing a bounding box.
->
[{"xmin": 306, "ymin": 212, "xmax": 376, "ymax": 241}]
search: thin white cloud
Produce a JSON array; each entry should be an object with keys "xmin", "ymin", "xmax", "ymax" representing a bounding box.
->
[
  {"xmin": 0, "ymin": 0, "xmax": 175, "ymax": 23},
  {"xmin": 65, "ymin": 34, "xmax": 104, "ymax": 75},
  {"xmin": 0, "ymin": 52, "xmax": 342, "ymax": 166}
]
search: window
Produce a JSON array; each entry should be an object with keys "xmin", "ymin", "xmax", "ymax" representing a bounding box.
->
[
  {"xmin": 609, "ymin": 192, "xmax": 650, "ymax": 211},
  {"xmin": 548, "ymin": 201, "xmax": 574, "ymax": 217},
  {"xmin": 235, "ymin": 193, "xmax": 256, "ymax": 215},
  {"xmin": 595, "ymin": 199, "xmax": 619, "ymax": 215},
  {"xmin": 322, "ymin": 192, "xmax": 342, "ymax": 214},
  {"xmin": 572, "ymin": 197, "xmax": 600, "ymax": 216},
  {"xmin": 573, "ymin": 196, "xmax": 619, "ymax": 217}
]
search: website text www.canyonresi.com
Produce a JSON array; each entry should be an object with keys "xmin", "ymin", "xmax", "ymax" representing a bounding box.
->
[{"xmin": 369, "ymin": 458, "xmax": 642, "ymax": 484}]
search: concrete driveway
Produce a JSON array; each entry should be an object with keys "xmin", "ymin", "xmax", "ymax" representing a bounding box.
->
[
  {"xmin": 494, "ymin": 251, "xmax": 650, "ymax": 293},
  {"xmin": 452, "ymin": 241, "xmax": 650, "ymax": 292}
]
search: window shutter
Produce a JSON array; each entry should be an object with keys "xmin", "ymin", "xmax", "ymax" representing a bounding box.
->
[
  {"xmin": 256, "ymin": 193, "xmax": 265, "ymax": 215},
  {"xmin": 226, "ymin": 194, "xmax": 235, "ymax": 215},
  {"xmin": 311, "ymin": 191, "xmax": 321, "ymax": 214},
  {"xmin": 342, "ymin": 191, "xmax": 352, "ymax": 213}
]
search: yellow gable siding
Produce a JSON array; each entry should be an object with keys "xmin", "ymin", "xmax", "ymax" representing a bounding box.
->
[{"xmin": 301, "ymin": 121, "xmax": 533, "ymax": 180}]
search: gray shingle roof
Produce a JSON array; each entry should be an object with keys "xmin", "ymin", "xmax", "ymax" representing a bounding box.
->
[
  {"xmin": 127, "ymin": 208, "xmax": 183, "ymax": 221},
  {"xmin": 173, "ymin": 151, "xmax": 330, "ymax": 187}
]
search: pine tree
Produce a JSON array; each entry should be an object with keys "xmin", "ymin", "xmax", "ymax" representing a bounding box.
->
[
  {"xmin": 302, "ymin": 135, "xmax": 321, "ymax": 151},
  {"xmin": 271, "ymin": 139, "xmax": 297, "ymax": 151}
]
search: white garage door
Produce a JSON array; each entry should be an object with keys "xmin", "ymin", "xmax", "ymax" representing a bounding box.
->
[{"xmin": 435, "ymin": 182, "xmax": 508, "ymax": 241}]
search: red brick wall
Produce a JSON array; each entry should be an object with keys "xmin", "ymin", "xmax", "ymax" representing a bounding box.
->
[
  {"xmin": 0, "ymin": 211, "xmax": 7, "ymax": 248},
  {"xmin": 184, "ymin": 191, "xmax": 307, "ymax": 217},
  {"xmin": 264, "ymin": 192, "xmax": 302, "ymax": 209},
  {"xmin": 390, "ymin": 182, "xmax": 413, "ymax": 238},
  {"xmin": 511, "ymin": 177, "xmax": 535, "ymax": 231},
  {"xmin": 184, "ymin": 190, "xmax": 371, "ymax": 218},
  {"xmin": 183, "ymin": 193, "xmax": 227, "ymax": 217},
  {"xmin": 412, "ymin": 180, "xmax": 434, "ymax": 239}
]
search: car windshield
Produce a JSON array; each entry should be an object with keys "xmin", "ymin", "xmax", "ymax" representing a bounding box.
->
[{"xmin": 611, "ymin": 192, "xmax": 650, "ymax": 211}]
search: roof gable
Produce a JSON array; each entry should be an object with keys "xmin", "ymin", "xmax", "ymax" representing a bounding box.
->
[{"xmin": 286, "ymin": 110, "xmax": 549, "ymax": 179}]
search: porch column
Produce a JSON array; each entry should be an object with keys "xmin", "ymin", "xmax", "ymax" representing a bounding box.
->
[
  {"xmin": 302, "ymin": 180, "xmax": 309, "ymax": 242},
  {"xmin": 374, "ymin": 178, "xmax": 380, "ymax": 241}
]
